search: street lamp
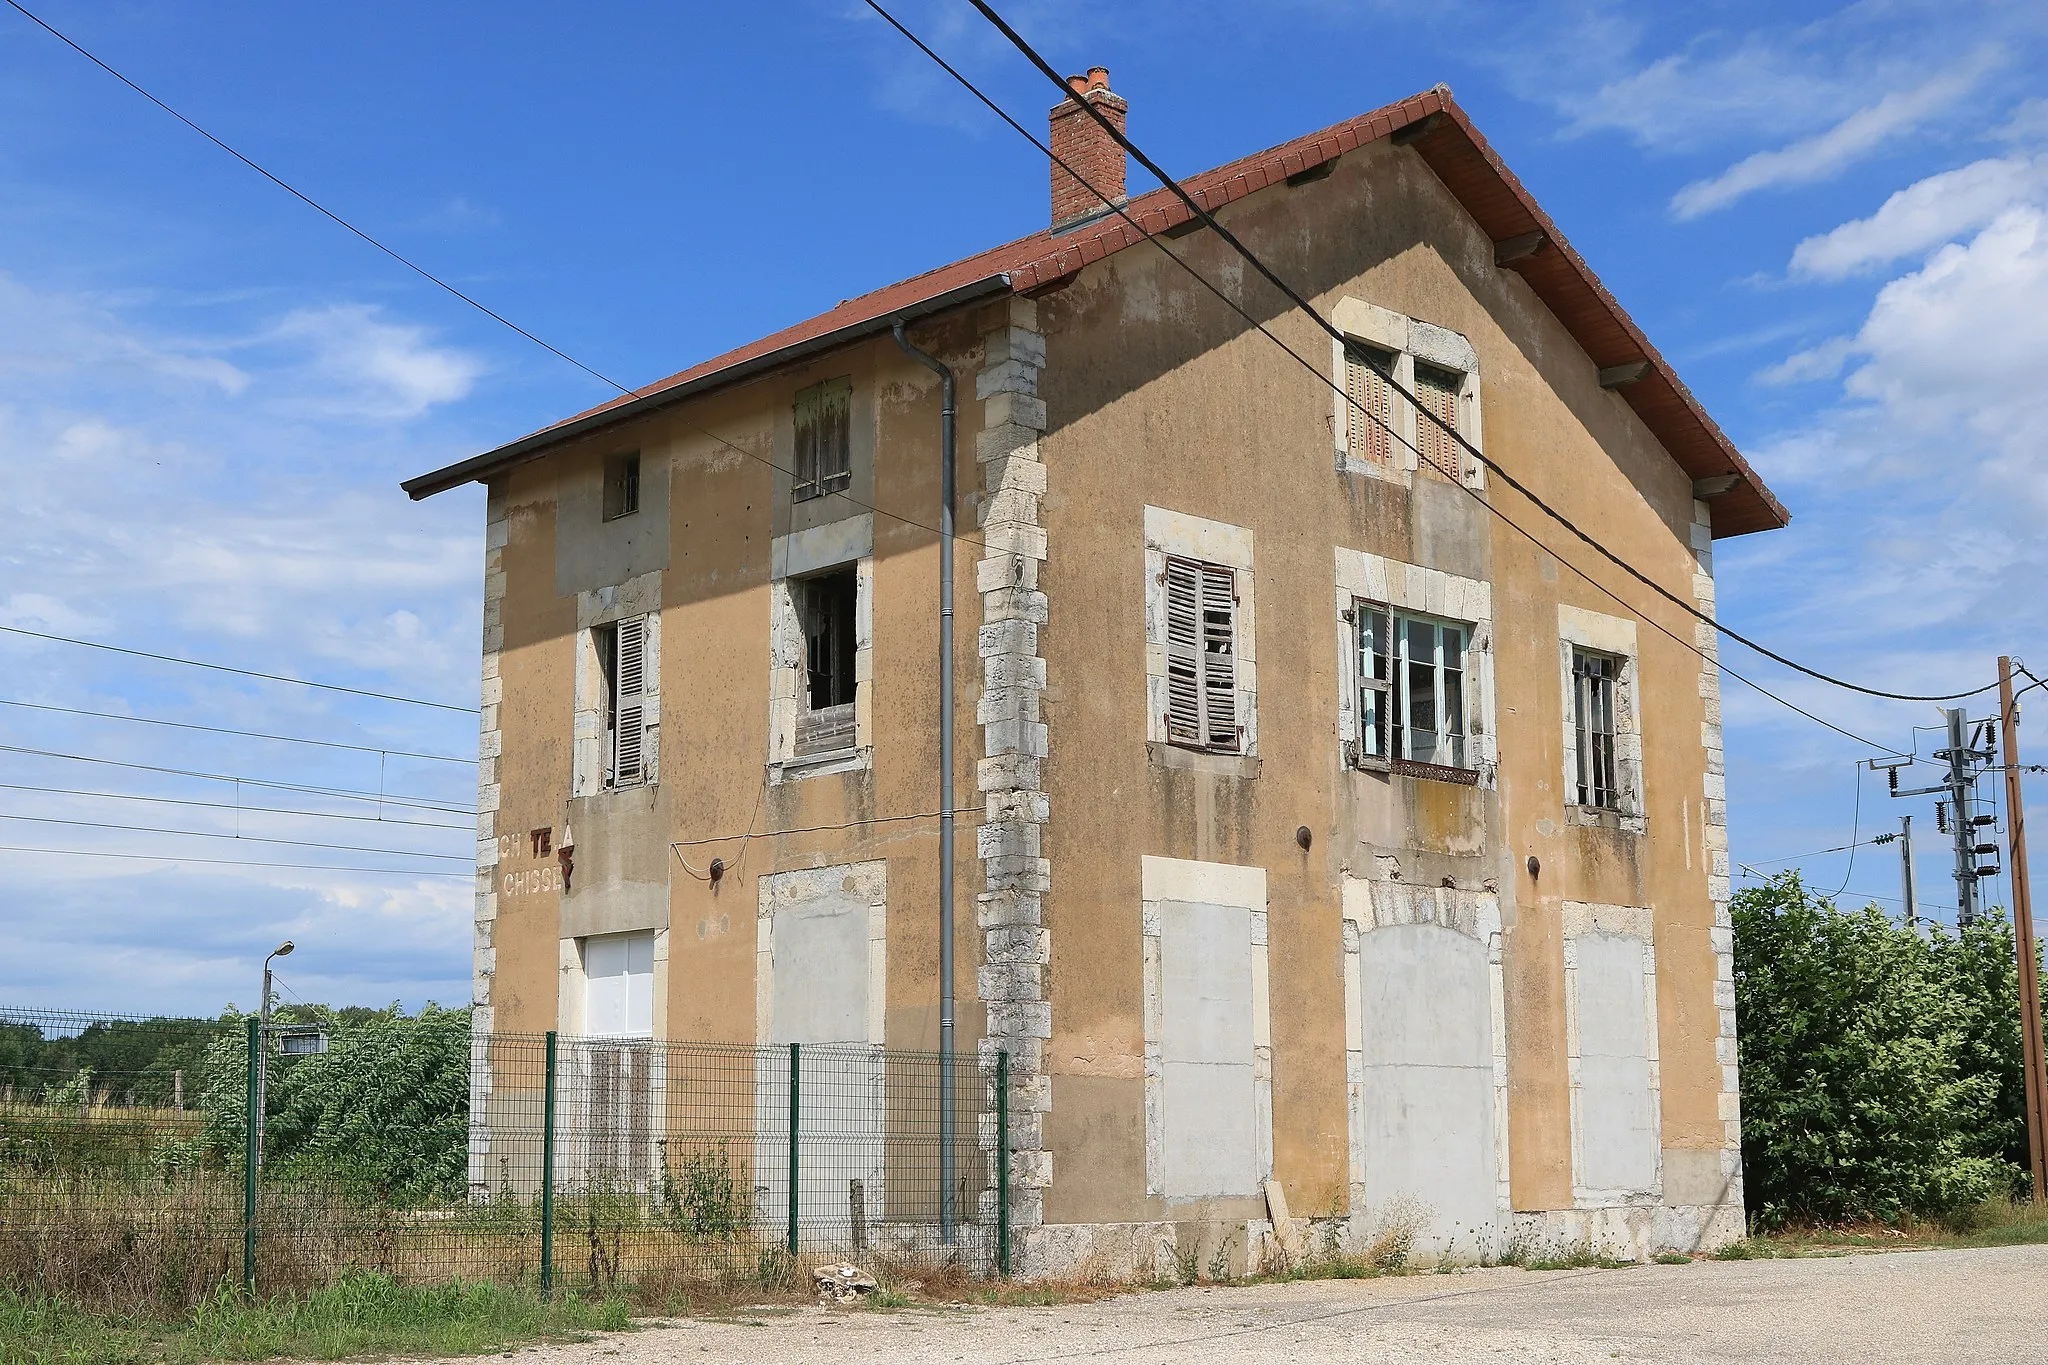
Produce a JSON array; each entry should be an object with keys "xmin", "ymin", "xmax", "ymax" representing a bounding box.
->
[{"xmin": 256, "ymin": 940, "xmax": 293, "ymax": 1168}]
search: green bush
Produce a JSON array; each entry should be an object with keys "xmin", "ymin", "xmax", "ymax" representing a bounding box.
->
[
  {"xmin": 1733, "ymin": 874, "xmax": 2039, "ymax": 1228},
  {"xmin": 198, "ymin": 1005, "xmax": 471, "ymax": 1205}
]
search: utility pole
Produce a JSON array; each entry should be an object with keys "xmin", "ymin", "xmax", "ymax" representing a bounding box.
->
[
  {"xmin": 1899, "ymin": 813, "xmax": 1918, "ymax": 928},
  {"xmin": 1943, "ymin": 708, "xmax": 1982, "ymax": 927},
  {"xmin": 1998, "ymin": 657, "xmax": 2047, "ymax": 1201}
]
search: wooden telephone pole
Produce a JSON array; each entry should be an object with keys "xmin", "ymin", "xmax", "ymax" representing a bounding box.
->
[{"xmin": 1997, "ymin": 656, "xmax": 2048, "ymax": 1201}]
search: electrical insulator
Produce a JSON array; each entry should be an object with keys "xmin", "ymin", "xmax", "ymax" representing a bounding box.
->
[
  {"xmin": 1972, "ymin": 814, "xmax": 1996, "ymax": 827},
  {"xmin": 1977, "ymin": 865, "xmax": 2002, "ymax": 879},
  {"xmin": 1888, "ymin": 766, "xmax": 1899, "ymax": 793},
  {"xmin": 1974, "ymin": 843, "xmax": 2001, "ymax": 857},
  {"xmin": 1936, "ymin": 802, "xmax": 1949, "ymax": 834}
]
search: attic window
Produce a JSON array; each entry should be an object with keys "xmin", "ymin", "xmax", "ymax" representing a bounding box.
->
[
  {"xmin": 603, "ymin": 453, "xmax": 640, "ymax": 521},
  {"xmin": 1413, "ymin": 362, "xmax": 1464, "ymax": 481},
  {"xmin": 793, "ymin": 378, "xmax": 852, "ymax": 502},
  {"xmin": 1343, "ymin": 342, "xmax": 1396, "ymax": 466}
]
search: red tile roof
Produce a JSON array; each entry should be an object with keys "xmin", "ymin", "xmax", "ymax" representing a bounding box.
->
[{"xmin": 404, "ymin": 87, "xmax": 1785, "ymax": 538}]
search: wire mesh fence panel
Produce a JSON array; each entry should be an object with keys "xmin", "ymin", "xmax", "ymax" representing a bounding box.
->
[{"xmin": 0, "ymin": 1006, "xmax": 1007, "ymax": 1310}]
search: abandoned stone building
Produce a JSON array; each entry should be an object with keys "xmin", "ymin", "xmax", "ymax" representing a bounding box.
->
[{"xmin": 405, "ymin": 77, "xmax": 1787, "ymax": 1273}]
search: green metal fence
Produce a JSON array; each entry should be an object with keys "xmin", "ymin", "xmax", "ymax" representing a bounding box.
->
[{"xmin": 0, "ymin": 1007, "xmax": 1010, "ymax": 1311}]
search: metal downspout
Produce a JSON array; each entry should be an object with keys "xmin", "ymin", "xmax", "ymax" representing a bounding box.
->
[{"xmin": 892, "ymin": 320, "xmax": 958, "ymax": 1242}]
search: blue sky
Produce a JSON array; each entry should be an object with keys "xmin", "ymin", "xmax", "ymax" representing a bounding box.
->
[{"xmin": 1, "ymin": 0, "xmax": 2043, "ymax": 1016}]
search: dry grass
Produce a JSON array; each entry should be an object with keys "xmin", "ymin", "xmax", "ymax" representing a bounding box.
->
[{"xmin": 1754, "ymin": 1197, "xmax": 2048, "ymax": 1256}]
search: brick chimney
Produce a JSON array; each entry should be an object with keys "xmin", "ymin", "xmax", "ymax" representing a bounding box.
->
[{"xmin": 1049, "ymin": 66, "xmax": 1127, "ymax": 229}]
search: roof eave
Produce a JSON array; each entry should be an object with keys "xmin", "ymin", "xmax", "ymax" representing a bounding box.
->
[{"xmin": 400, "ymin": 272, "xmax": 1015, "ymax": 501}]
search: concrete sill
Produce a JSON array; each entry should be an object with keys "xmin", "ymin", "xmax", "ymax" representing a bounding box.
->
[
  {"xmin": 1149, "ymin": 741, "xmax": 1260, "ymax": 781},
  {"xmin": 771, "ymin": 747, "xmax": 867, "ymax": 784},
  {"xmin": 1567, "ymin": 804, "xmax": 1648, "ymax": 835}
]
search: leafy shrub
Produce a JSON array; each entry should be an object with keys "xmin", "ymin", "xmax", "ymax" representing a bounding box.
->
[{"xmin": 1733, "ymin": 874, "xmax": 2038, "ymax": 1228}]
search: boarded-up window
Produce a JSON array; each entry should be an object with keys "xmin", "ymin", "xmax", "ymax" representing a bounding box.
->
[
  {"xmin": 793, "ymin": 377, "xmax": 853, "ymax": 501},
  {"xmin": 1414, "ymin": 362, "xmax": 1463, "ymax": 480},
  {"xmin": 1344, "ymin": 343, "xmax": 1396, "ymax": 466},
  {"xmin": 1164, "ymin": 557, "xmax": 1240, "ymax": 753},
  {"xmin": 601, "ymin": 615, "xmax": 651, "ymax": 787}
]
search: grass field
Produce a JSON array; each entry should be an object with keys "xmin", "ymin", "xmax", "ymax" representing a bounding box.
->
[{"xmin": 0, "ymin": 1274, "xmax": 630, "ymax": 1365}]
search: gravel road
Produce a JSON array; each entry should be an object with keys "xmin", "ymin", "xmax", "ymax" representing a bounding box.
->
[{"xmin": 483, "ymin": 1244, "xmax": 2048, "ymax": 1364}]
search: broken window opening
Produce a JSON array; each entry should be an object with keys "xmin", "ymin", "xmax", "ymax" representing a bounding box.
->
[
  {"xmin": 1164, "ymin": 556, "xmax": 1241, "ymax": 754},
  {"xmin": 1355, "ymin": 602, "xmax": 1469, "ymax": 774},
  {"xmin": 796, "ymin": 568, "xmax": 858, "ymax": 755},
  {"xmin": 792, "ymin": 378, "xmax": 853, "ymax": 502},
  {"xmin": 603, "ymin": 452, "xmax": 641, "ymax": 521},
  {"xmin": 1573, "ymin": 648, "xmax": 1621, "ymax": 810}
]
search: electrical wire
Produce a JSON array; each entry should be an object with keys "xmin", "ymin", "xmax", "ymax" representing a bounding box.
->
[
  {"xmin": 0, "ymin": 811, "xmax": 468, "ymax": 861},
  {"xmin": 862, "ymin": 0, "xmax": 1886, "ymax": 752},
  {"xmin": 1826, "ymin": 762, "xmax": 1864, "ymax": 898},
  {"xmin": 0, "ymin": 844, "xmax": 469, "ymax": 878},
  {"xmin": 0, "ymin": 781, "xmax": 473, "ymax": 830},
  {"xmin": 9, "ymin": 0, "xmax": 1959, "ymax": 747},
  {"xmin": 0, "ymin": 624, "xmax": 476, "ymax": 714},
  {"xmin": 0, "ymin": 0, "xmax": 990, "ymax": 556},
  {"xmin": 955, "ymin": 0, "xmax": 2005, "ymax": 708},
  {"xmin": 1742, "ymin": 832, "xmax": 1898, "ymax": 869},
  {"xmin": 0, "ymin": 698, "xmax": 475, "ymax": 764},
  {"xmin": 0, "ymin": 744, "xmax": 472, "ymax": 814}
]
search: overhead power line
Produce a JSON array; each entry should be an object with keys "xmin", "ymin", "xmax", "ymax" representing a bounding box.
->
[
  {"xmin": 0, "ymin": 811, "xmax": 468, "ymax": 861},
  {"xmin": 0, "ymin": 0, "xmax": 989, "ymax": 555},
  {"xmin": 0, "ymin": 743, "xmax": 473, "ymax": 815},
  {"xmin": 956, "ymin": 0, "xmax": 2003, "ymax": 709},
  {"xmin": 12, "ymin": 0, "xmax": 1969, "ymax": 744},
  {"xmin": 0, "ymin": 698, "xmax": 476, "ymax": 764},
  {"xmin": 0, "ymin": 624, "xmax": 476, "ymax": 715},
  {"xmin": 0, "ymin": 843, "xmax": 469, "ymax": 879},
  {"xmin": 0, "ymin": 781, "xmax": 473, "ymax": 831},
  {"xmin": 861, "ymin": 0, "xmax": 1886, "ymax": 753}
]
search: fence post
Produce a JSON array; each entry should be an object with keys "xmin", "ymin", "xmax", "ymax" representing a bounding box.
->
[
  {"xmin": 540, "ymin": 1030, "xmax": 557, "ymax": 1301},
  {"xmin": 786, "ymin": 1042, "xmax": 801, "ymax": 1259},
  {"xmin": 996, "ymin": 1048, "xmax": 1010, "ymax": 1278},
  {"xmin": 242, "ymin": 1016, "xmax": 259, "ymax": 1299}
]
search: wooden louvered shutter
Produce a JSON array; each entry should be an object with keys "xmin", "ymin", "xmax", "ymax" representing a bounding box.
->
[
  {"xmin": 818, "ymin": 377, "xmax": 852, "ymax": 492},
  {"xmin": 1414, "ymin": 363, "xmax": 1462, "ymax": 480},
  {"xmin": 1164, "ymin": 559, "xmax": 1202, "ymax": 745},
  {"xmin": 1345, "ymin": 344, "xmax": 1394, "ymax": 465},
  {"xmin": 792, "ymin": 385, "xmax": 820, "ymax": 499},
  {"xmin": 612, "ymin": 615, "xmax": 648, "ymax": 786},
  {"xmin": 1199, "ymin": 563, "xmax": 1239, "ymax": 750}
]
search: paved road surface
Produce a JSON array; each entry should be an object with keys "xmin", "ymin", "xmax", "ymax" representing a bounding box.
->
[{"xmin": 490, "ymin": 1244, "xmax": 2048, "ymax": 1364}]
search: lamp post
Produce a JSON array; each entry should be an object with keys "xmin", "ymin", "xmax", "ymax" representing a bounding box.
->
[{"xmin": 256, "ymin": 940, "xmax": 293, "ymax": 1169}]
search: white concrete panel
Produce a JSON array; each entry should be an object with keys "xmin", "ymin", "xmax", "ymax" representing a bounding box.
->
[
  {"xmin": 770, "ymin": 894, "xmax": 870, "ymax": 1046},
  {"xmin": 583, "ymin": 931, "xmax": 653, "ymax": 1038},
  {"xmin": 1575, "ymin": 933, "xmax": 1659, "ymax": 1195},
  {"xmin": 1160, "ymin": 901, "xmax": 1254, "ymax": 1066},
  {"xmin": 1161, "ymin": 1061, "xmax": 1259, "ymax": 1197},
  {"xmin": 1156, "ymin": 899, "xmax": 1261, "ymax": 1199},
  {"xmin": 1357, "ymin": 922, "xmax": 1500, "ymax": 1245}
]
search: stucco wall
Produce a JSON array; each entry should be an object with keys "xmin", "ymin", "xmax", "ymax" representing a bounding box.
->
[{"xmin": 1029, "ymin": 134, "xmax": 1737, "ymax": 1253}]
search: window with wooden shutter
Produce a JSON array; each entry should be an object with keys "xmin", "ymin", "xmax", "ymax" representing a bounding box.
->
[
  {"xmin": 1413, "ymin": 362, "xmax": 1463, "ymax": 481},
  {"xmin": 1164, "ymin": 557, "xmax": 1241, "ymax": 753},
  {"xmin": 608, "ymin": 615, "xmax": 650, "ymax": 787},
  {"xmin": 1354, "ymin": 600, "xmax": 1391, "ymax": 763},
  {"xmin": 1344, "ymin": 343, "xmax": 1396, "ymax": 466},
  {"xmin": 792, "ymin": 377, "xmax": 852, "ymax": 502}
]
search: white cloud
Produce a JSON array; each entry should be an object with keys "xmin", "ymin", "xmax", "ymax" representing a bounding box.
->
[
  {"xmin": 1671, "ymin": 56, "xmax": 1997, "ymax": 220},
  {"xmin": 1790, "ymin": 156, "xmax": 2048, "ymax": 279},
  {"xmin": 268, "ymin": 304, "xmax": 484, "ymax": 421},
  {"xmin": 1758, "ymin": 336, "xmax": 1855, "ymax": 387}
]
